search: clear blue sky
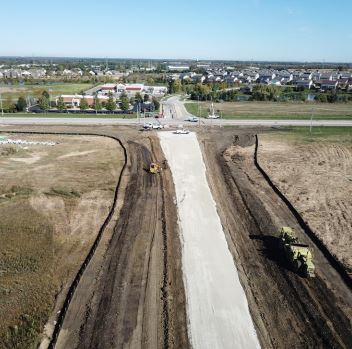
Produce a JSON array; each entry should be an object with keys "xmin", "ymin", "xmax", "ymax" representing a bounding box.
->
[{"xmin": 1, "ymin": 0, "xmax": 351, "ymax": 62}]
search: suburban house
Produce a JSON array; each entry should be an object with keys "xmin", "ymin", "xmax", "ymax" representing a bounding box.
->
[
  {"xmin": 320, "ymin": 72, "xmax": 333, "ymax": 81},
  {"xmin": 296, "ymin": 79, "xmax": 313, "ymax": 89},
  {"xmin": 311, "ymin": 72, "xmax": 322, "ymax": 81},
  {"xmin": 319, "ymin": 80, "xmax": 338, "ymax": 91},
  {"xmin": 192, "ymin": 74, "xmax": 206, "ymax": 83},
  {"xmin": 258, "ymin": 75, "xmax": 275, "ymax": 84},
  {"xmin": 268, "ymin": 79, "xmax": 282, "ymax": 86}
]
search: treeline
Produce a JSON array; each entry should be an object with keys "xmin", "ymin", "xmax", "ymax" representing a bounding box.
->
[
  {"xmin": 179, "ymin": 83, "xmax": 352, "ymax": 103},
  {"xmin": 2, "ymin": 90, "xmax": 160, "ymax": 113}
]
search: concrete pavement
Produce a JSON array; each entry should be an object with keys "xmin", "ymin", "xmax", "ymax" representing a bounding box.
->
[{"xmin": 159, "ymin": 131, "xmax": 260, "ymax": 349}]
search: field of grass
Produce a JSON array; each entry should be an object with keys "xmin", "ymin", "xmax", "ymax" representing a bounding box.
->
[
  {"xmin": 185, "ymin": 101, "xmax": 352, "ymax": 120},
  {"xmin": 1, "ymin": 83, "xmax": 94, "ymax": 100},
  {"xmin": 3, "ymin": 112, "xmax": 137, "ymax": 119},
  {"xmin": 267, "ymin": 126, "xmax": 352, "ymax": 144},
  {"xmin": 0, "ymin": 134, "xmax": 124, "ymax": 347}
]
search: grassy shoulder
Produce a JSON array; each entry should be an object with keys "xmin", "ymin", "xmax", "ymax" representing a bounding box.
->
[
  {"xmin": 185, "ymin": 102, "xmax": 352, "ymax": 120},
  {"xmin": 264, "ymin": 126, "xmax": 352, "ymax": 144},
  {"xmin": 2, "ymin": 112, "xmax": 137, "ymax": 119}
]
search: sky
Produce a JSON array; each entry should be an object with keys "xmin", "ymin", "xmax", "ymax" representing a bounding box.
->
[{"xmin": 1, "ymin": 0, "xmax": 351, "ymax": 62}]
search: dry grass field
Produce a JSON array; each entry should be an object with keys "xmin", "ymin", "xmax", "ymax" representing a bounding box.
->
[
  {"xmin": 258, "ymin": 127, "xmax": 352, "ymax": 273},
  {"xmin": 0, "ymin": 134, "xmax": 124, "ymax": 348}
]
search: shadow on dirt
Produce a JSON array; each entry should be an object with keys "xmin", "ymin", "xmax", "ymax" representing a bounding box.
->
[{"xmin": 249, "ymin": 234, "xmax": 297, "ymax": 274}]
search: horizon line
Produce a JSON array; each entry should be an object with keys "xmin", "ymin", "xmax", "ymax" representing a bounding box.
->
[{"xmin": 0, "ymin": 55, "xmax": 351, "ymax": 65}]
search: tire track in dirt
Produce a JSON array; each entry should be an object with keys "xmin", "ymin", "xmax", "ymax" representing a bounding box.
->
[{"xmin": 147, "ymin": 136, "xmax": 170, "ymax": 349}]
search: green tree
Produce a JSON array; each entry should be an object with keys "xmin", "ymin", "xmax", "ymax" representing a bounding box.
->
[
  {"xmin": 120, "ymin": 93, "xmax": 130, "ymax": 112},
  {"xmin": 38, "ymin": 95, "xmax": 50, "ymax": 110},
  {"xmin": 94, "ymin": 97, "xmax": 102, "ymax": 111},
  {"xmin": 152, "ymin": 97, "xmax": 160, "ymax": 111},
  {"xmin": 16, "ymin": 96, "xmax": 27, "ymax": 112},
  {"xmin": 143, "ymin": 93, "xmax": 150, "ymax": 102},
  {"xmin": 135, "ymin": 92, "xmax": 143, "ymax": 103},
  {"xmin": 57, "ymin": 96, "xmax": 66, "ymax": 111},
  {"xmin": 4, "ymin": 97, "xmax": 16, "ymax": 113},
  {"xmin": 168, "ymin": 80, "xmax": 182, "ymax": 94},
  {"xmin": 80, "ymin": 97, "xmax": 89, "ymax": 110},
  {"xmin": 317, "ymin": 94, "xmax": 328, "ymax": 103},
  {"xmin": 106, "ymin": 95, "xmax": 117, "ymax": 111},
  {"xmin": 41, "ymin": 90, "xmax": 50, "ymax": 99}
]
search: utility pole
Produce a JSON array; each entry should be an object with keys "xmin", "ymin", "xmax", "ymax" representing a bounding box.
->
[
  {"xmin": 310, "ymin": 108, "xmax": 313, "ymax": 135},
  {"xmin": 197, "ymin": 95, "xmax": 200, "ymax": 127},
  {"xmin": 0, "ymin": 93, "xmax": 3, "ymax": 117},
  {"xmin": 0, "ymin": 88, "xmax": 3, "ymax": 117}
]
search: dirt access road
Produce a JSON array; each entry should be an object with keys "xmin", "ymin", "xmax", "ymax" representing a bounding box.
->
[
  {"xmin": 56, "ymin": 131, "xmax": 189, "ymax": 349},
  {"xmin": 199, "ymin": 128, "xmax": 352, "ymax": 348}
]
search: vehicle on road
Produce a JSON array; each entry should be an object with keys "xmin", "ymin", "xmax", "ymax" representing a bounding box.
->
[
  {"xmin": 143, "ymin": 123, "xmax": 163, "ymax": 130},
  {"xmin": 279, "ymin": 226, "xmax": 315, "ymax": 277},
  {"xmin": 185, "ymin": 116, "xmax": 199, "ymax": 122},
  {"xmin": 174, "ymin": 128, "xmax": 190, "ymax": 134}
]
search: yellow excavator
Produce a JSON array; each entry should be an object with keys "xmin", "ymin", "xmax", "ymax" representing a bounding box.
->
[
  {"xmin": 149, "ymin": 162, "xmax": 162, "ymax": 174},
  {"xmin": 279, "ymin": 226, "xmax": 315, "ymax": 277},
  {"xmin": 148, "ymin": 160, "xmax": 168, "ymax": 174}
]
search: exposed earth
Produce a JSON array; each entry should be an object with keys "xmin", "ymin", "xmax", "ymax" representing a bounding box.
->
[
  {"xmin": 0, "ymin": 125, "xmax": 351, "ymax": 349},
  {"xmin": 258, "ymin": 134, "xmax": 352, "ymax": 273}
]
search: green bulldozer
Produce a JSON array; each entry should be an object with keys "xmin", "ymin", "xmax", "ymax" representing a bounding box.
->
[{"xmin": 279, "ymin": 227, "xmax": 315, "ymax": 277}]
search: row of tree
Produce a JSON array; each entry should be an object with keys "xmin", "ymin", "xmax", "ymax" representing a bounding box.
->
[
  {"xmin": 53, "ymin": 91, "xmax": 160, "ymax": 112},
  {"xmin": 186, "ymin": 83, "xmax": 352, "ymax": 103}
]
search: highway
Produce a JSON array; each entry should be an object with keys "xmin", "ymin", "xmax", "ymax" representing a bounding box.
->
[{"xmin": 1, "ymin": 96, "xmax": 352, "ymax": 127}]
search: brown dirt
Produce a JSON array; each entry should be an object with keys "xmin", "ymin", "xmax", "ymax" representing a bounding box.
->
[
  {"xmin": 258, "ymin": 136, "xmax": 352, "ymax": 273},
  {"xmin": 54, "ymin": 131, "xmax": 189, "ymax": 349},
  {"xmin": 198, "ymin": 128, "xmax": 352, "ymax": 349}
]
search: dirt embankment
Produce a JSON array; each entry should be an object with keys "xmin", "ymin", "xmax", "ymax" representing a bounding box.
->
[
  {"xmin": 258, "ymin": 136, "xmax": 352, "ymax": 273},
  {"xmin": 198, "ymin": 128, "xmax": 352, "ymax": 349},
  {"xmin": 56, "ymin": 133, "xmax": 189, "ymax": 349}
]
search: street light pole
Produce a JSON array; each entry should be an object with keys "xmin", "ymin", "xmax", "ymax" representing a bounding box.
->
[
  {"xmin": 0, "ymin": 92, "xmax": 3, "ymax": 117},
  {"xmin": 310, "ymin": 108, "xmax": 313, "ymax": 135}
]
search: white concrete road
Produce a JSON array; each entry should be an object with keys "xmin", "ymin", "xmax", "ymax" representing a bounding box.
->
[
  {"xmin": 159, "ymin": 131, "xmax": 260, "ymax": 349},
  {"xmin": 1, "ymin": 116, "xmax": 352, "ymax": 127},
  {"xmin": 161, "ymin": 95, "xmax": 193, "ymax": 120}
]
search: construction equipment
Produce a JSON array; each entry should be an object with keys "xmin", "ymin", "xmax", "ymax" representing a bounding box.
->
[
  {"xmin": 149, "ymin": 162, "xmax": 162, "ymax": 174},
  {"xmin": 279, "ymin": 226, "xmax": 315, "ymax": 277}
]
